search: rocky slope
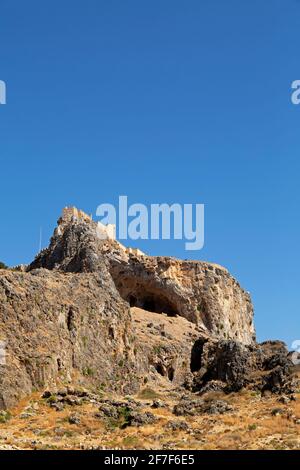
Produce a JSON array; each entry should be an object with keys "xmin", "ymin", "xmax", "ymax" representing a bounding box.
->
[
  {"xmin": 0, "ymin": 269, "xmax": 138, "ymax": 409},
  {"xmin": 30, "ymin": 208, "xmax": 255, "ymax": 343},
  {"xmin": 0, "ymin": 207, "xmax": 297, "ymax": 414},
  {"xmin": 0, "ymin": 382, "xmax": 300, "ymax": 450}
]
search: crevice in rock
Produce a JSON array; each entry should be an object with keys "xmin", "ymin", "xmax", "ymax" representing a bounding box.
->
[
  {"xmin": 67, "ymin": 308, "xmax": 75, "ymax": 332},
  {"xmin": 154, "ymin": 363, "xmax": 175, "ymax": 382},
  {"xmin": 190, "ymin": 338, "xmax": 207, "ymax": 372},
  {"xmin": 197, "ymin": 299, "xmax": 213, "ymax": 331},
  {"xmin": 167, "ymin": 366, "xmax": 175, "ymax": 381},
  {"xmin": 128, "ymin": 295, "xmax": 137, "ymax": 307},
  {"xmin": 155, "ymin": 363, "xmax": 165, "ymax": 376},
  {"xmin": 108, "ymin": 327, "xmax": 115, "ymax": 339}
]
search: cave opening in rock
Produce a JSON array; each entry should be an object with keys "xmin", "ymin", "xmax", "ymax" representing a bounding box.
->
[
  {"xmin": 167, "ymin": 366, "xmax": 175, "ymax": 381},
  {"xmin": 154, "ymin": 363, "xmax": 175, "ymax": 382},
  {"xmin": 190, "ymin": 338, "xmax": 206, "ymax": 372},
  {"xmin": 128, "ymin": 295, "xmax": 137, "ymax": 307},
  {"xmin": 126, "ymin": 291, "xmax": 178, "ymax": 317},
  {"xmin": 155, "ymin": 363, "xmax": 165, "ymax": 376},
  {"xmin": 111, "ymin": 273, "xmax": 181, "ymax": 317},
  {"xmin": 142, "ymin": 298, "xmax": 156, "ymax": 312},
  {"xmin": 67, "ymin": 307, "xmax": 75, "ymax": 332}
]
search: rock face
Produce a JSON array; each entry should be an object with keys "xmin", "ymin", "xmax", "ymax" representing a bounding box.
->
[
  {"xmin": 30, "ymin": 208, "xmax": 255, "ymax": 344},
  {"xmin": 106, "ymin": 253, "xmax": 255, "ymax": 344},
  {"xmin": 0, "ymin": 207, "xmax": 294, "ymax": 410},
  {"xmin": 188, "ymin": 339, "xmax": 298, "ymax": 395},
  {"xmin": 0, "ymin": 268, "xmax": 138, "ymax": 409},
  {"xmin": 131, "ymin": 306, "xmax": 206, "ymax": 388}
]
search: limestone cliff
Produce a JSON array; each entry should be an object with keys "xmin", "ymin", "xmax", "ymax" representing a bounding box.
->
[
  {"xmin": 0, "ymin": 268, "xmax": 138, "ymax": 409},
  {"xmin": 0, "ymin": 207, "xmax": 295, "ymax": 411},
  {"xmin": 30, "ymin": 208, "xmax": 255, "ymax": 344}
]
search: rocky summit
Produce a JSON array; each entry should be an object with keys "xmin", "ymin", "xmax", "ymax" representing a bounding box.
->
[{"xmin": 0, "ymin": 207, "xmax": 299, "ymax": 450}]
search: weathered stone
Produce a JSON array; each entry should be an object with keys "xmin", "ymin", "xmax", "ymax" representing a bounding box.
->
[
  {"xmin": 165, "ymin": 420, "xmax": 190, "ymax": 431},
  {"xmin": 51, "ymin": 402, "xmax": 64, "ymax": 412},
  {"xmin": 68, "ymin": 414, "xmax": 81, "ymax": 425},
  {"xmin": 189, "ymin": 339, "xmax": 296, "ymax": 395},
  {"xmin": 151, "ymin": 399, "xmax": 166, "ymax": 408},
  {"xmin": 173, "ymin": 397, "xmax": 205, "ymax": 416},
  {"xmin": 0, "ymin": 207, "xmax": 295, "ymax": 412},
  {"xmin": 127, "ymin": 411, "xmax": 156, "ymax": 427},
  {"xmin": 30, "ymin": 208, "xmax": 255, "ymax": 344},
  {"xmin": 201, "ymin": 399, "xmax": 233, "ymax": 415},
  {"xmin": 173, "ymin": 396, "xmax": 232, "ymax": 416},
  {"xmin": 0, "ymin": 268, "xmax": 138, "ymax": 409}
]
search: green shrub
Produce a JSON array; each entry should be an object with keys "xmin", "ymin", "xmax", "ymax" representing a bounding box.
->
[
  {"xmin": 0, "ymin": 411, "xmax": 11, "ymax": 423},
  {"xmin": 83, "ymin": 366, "xmax": 95, "ymax": 376},
  {"xmin": 46, "ymin": 395, "xmax": 57, "ymax": 404},
  {"xmin": 153, "ymin": 344, "xmax": 164, "ymax": 355},
  {"xmin": 248, "ymin": 424, "xmax": 257, "ymax": 431},
  {"xmin": 119, "ymin": 406, "xmax": 131, "ymax": 427}
]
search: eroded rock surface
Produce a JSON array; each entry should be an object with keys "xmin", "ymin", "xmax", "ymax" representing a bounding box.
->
[
  {"xmin": 30, "ymin": 208, "xmax": 255, "ymax": 344},
  {"xmin": 188, "ymin": 340, "xmax": 298, "ymax": 395},
  {"xmin": 0, "ymin": 268, "xmax": 138, "ymax": 409},
  {"xmin": 0, "ymin": 207, "xmax": 295, "ymax": 410}
]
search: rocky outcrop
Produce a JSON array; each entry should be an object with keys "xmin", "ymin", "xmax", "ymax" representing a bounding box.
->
[
  {"xmin": 173, "ymin": 396, "xmax": 233, "ymax": 416},
  {"xmin": 0, "ymin": 268, "xmax": 138, "ymax": 409},
  {"xmin": 0, "ymin": 207, "xmax": 294, "ymax": 410},
  {"xmin": 105, "ymin": 252, "xmax": 255, "ymax": 344},
  {"xmin": 131, "ymin": 306, "xmax": 207, "ymax": 388},
  {"xmin": 188, "ymin": 339, "xmax": 298, "ymax": 395},
  {"xmin": 30, "ymin": 208, "xmax": 255, "ymax": 344}
]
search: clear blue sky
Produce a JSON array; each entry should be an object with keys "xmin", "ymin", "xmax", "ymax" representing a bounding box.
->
[{"xmin": 0, "ymin": 0, "xmax": 299, "ymax": 347}]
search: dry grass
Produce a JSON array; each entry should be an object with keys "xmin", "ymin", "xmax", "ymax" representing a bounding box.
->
[{"xmin": 0, "ymin": 385, "xmax": 299, "ymax": 450}]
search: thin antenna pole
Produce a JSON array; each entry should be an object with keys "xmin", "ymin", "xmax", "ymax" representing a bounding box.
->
[{"xmin": 39, "ymin": 227, "xmax": 42, "ymax": 253}]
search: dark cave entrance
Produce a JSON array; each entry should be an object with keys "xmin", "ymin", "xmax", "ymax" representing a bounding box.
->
[
  {"xmin": 111, "ymin": 272, "xmax": 181, "ymax": 317},
  {"xmin": 128, "ymin": 295, "xmax": 137, "ymax": 307},
  {"xmin": 190, "ymin": 338, "xmax": 206, "ymax": 372},
  {"xmin": 167, "ymin": 366, "xmax": 175, "ymax": 381},
  {"xmin": 143, "ymin": 298, "xmax": 156, "ymax": 313},
  {"xmin": 126, "ymin": 291, "xmax": 179, "ymax": 317},
  {"xmin": 154, "ymin": 363, "xmax": 175, "ymax": 382}
]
